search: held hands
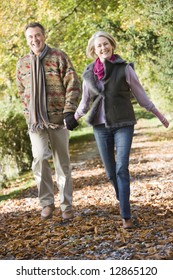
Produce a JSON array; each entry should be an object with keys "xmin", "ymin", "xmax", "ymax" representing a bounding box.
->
[{"xmin": 64, "ymin": 112, "xmax": 79, "ymax": 131}]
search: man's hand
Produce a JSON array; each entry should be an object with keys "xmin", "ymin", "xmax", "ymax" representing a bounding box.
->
[{"xmin": 64, "ymin": 113, "xmax": 79, "ymax": 131}]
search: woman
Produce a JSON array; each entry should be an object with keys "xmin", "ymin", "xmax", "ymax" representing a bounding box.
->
[{"xmin": 74, "ymin": 31, "xmax": 169, "ymax": 229}]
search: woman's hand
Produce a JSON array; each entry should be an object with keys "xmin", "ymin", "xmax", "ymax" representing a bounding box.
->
[
  {"xmin": 153, "ymin": 109, "xmax": 169, "ymax": 128},
  {"xmin": 160, "ymin": 117, "xmax": 169, "ymax": 128}
]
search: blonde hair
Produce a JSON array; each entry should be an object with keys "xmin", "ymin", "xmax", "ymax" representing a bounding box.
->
[{"xmin": 86, "ymin": 31, "xmax": 116, "ymax": 59}]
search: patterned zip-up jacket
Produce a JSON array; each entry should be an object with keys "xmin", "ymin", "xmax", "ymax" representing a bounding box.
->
[{"xmin": 16, "ymin": 47, "xmax": 81, "ymax": 126}]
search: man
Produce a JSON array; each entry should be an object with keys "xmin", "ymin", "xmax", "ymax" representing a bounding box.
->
[{"xmin": 16, "ymin": 22, "xmax": 81, "ymax": 220}]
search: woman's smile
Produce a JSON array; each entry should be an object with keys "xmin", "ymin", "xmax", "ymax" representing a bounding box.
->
[{"xmin": 94, "ymin": 36, "xmax": 113, "ymax": 62}]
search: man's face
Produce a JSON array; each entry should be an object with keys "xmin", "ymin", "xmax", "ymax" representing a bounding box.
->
[{"xmin": 25, "ymin": 26, "xmax": 46, "ymax": 55}]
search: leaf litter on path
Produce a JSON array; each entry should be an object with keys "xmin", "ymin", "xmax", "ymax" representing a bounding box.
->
[{"xmin": 0, "ymin": 124, "xmax": 173, "ymax": 260}]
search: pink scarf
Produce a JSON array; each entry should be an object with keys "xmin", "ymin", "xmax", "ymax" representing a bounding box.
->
[{"xmin": 93, "ymin": 55, "xmax": 116, "ymax": 80}]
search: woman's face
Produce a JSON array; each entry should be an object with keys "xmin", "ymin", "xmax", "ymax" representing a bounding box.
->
[{"xmin": 94, "ymin": 36, "xmax": 113, "ymax": 62}]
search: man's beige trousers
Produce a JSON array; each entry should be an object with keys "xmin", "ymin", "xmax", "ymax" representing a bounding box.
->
[{"xmin": 29, "ymin": 127, "xmax": 72, "ymax": 211}]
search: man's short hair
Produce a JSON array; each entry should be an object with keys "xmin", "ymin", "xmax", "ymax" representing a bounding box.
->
[{"xmin": 24, "ymin": 22, "xmax": 45, "ymax": 35}]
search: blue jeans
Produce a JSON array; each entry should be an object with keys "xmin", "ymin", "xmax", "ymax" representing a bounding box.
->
[{"xmin": 93, "ymin": 124, "xmax": 134, "ymax": 219}]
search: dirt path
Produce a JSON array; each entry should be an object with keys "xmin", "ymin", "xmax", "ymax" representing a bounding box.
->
[{"xmin": 0, "ymin": 123, "xmax": 173, "ymax": 260}]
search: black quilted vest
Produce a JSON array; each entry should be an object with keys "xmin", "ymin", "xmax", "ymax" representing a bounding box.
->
[{"xmin": 83, "ymin": 55, "xmax": 136, "ymax": 127}]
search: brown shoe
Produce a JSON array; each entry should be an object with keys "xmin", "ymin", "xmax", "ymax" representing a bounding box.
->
[
  {"xmin": 122, "ymin": 218, "xmax": 133, "ymax": 229},
  {"xmin": 41, "ymin": 204, "xmax": 55, "ymax": 220},
  {"xmin": 62, "ymin": 210, "xmax": 74, "ymax": 220}
]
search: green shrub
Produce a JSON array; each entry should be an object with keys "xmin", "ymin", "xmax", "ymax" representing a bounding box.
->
[{"xmin": 0, "ymin": 111, "xmax": 32, "ymax": 177}]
